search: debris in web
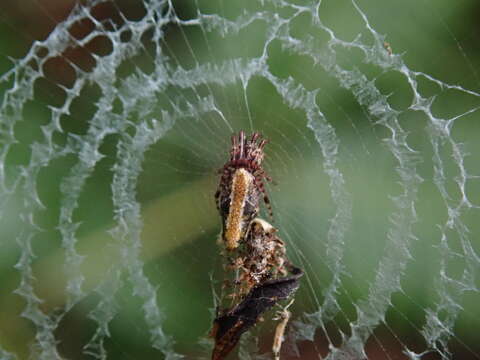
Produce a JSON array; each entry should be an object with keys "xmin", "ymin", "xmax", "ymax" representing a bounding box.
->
[{"xmin": 211, "ymin": 132, "xmax": 303, "ymax": 359}]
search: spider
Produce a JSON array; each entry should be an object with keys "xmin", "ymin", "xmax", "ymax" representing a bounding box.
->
[{"xmin": 215, "ymin": 131, "xmax": 273, "ymax": 250}]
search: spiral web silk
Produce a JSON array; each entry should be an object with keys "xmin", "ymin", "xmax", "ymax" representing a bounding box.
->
[{"xmin": 0, "ymin": 0, "xmax": 479, "ymax": 359}]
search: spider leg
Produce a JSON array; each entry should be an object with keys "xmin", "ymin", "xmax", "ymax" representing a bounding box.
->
[
  {"xmin": 251, "ymin": 132, "xmax": 260, "ymax": 142},
  {"xmin": 263, "ymin": 170, "xmax": 274, "ymax": 184},
  {"xmin": 230, "ymin": 134, "xmax": 237, "ymax": 160},
  {"xmin": 258, "ymin": 138, "xmax": 268, "ymax": 149},
  {"xmin": 239, "ymin": 131, "xmax": 245, "ymax": 159},
  {"xmin": 256, "ymin": 181, "xmax": 273, "ymax": 219},
  {"xmin": 264, "ymin": 195, "xmax": 274, "ymax": 220}
]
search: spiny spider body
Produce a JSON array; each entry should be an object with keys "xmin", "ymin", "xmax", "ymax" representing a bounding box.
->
[{"xmin": 215, "ymin": 131, "xmax": 272, "ymax": 250}]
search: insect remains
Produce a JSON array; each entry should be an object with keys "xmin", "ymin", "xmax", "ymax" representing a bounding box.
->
[
  {"xmin": 225, "ymin": 218, "xmax": 290, "ymax": 300},
  {"xmin": 211, "ymin": 131, "xmax": 303, "ymax": 360},
  {"xmin": 272, "ymin": 299, "xmax": 295, "ymax": 360}
]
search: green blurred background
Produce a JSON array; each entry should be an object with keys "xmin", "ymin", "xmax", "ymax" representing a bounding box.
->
[{"xmin": 0, "ymin": 0, "xmax": 479, "ymax": 359}]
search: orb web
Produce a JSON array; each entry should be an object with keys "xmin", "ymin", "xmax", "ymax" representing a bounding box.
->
[{"xmin": 0, "ymin": 0, "xmax": 479, "ymax": 359}]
